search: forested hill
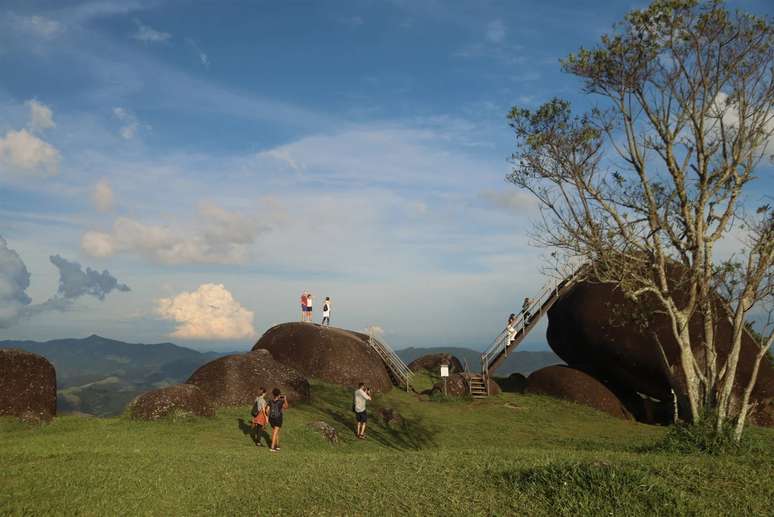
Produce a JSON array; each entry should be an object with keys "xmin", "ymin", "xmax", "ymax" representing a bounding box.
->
[{"xmin": 1, "ymin": 335, "xmax": 230, "ymax": 416}]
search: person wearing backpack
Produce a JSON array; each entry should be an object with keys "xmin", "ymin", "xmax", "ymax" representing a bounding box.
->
[
  {"xmin": 268, "ymin": 388, "xmax": 289, "ymax": 452},
  {"xmin": 321, "ymin": 296, "xmax": 331, "ymax": 326},
  {"xmin": 250, "ymin": 388, "xmax": 268, "ymax": 446},
  {"xmin": 353, "ymin": 382, "xmax": 371, "ymax": 439}
]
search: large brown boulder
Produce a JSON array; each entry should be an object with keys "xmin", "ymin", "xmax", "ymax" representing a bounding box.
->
[
  {"xmin": 526, "ymin": 365, "xmax": 632, "ymax": 420},
  {"xmin": 0, "ymin": 349, "xmax": 56, "ymax": 421},
  {"xmin": 127, "ymin": 384, "xmax": 215, "ymax": 420},
  {"xmin": 187, "ymin": 349, "xmax": 310, "ymax": 406},
  {"xmin": 498, "ymin": 372, "xmax": 528, "ymax": 394},
  {"xmin": 408, "ymin": 353, "xmax": 464, "ymax": 374},
  {"xmin": 547, "ymin": 280, "xmax": 774, "ymax": 425},
  {"xmin": 252, "ymin": 323, "xmax": 393, "ymax": 392}
]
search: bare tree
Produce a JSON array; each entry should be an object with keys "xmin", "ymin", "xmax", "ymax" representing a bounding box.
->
[{"xmin": 507, "ymin": 0, "xmax": 773, "ymax": 440}]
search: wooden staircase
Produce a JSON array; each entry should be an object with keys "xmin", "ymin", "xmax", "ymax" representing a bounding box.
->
[
  {"xmin": 468, "ymin": 374, "xmax": 488, "ymax": 399},
  {"xmin": 472, "ymin": 266, "xmax": 586, "ymax": 398}
]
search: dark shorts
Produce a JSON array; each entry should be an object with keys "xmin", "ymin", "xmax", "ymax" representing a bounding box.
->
[
  {"xmin": 269, "ymin": 416, "xmax": 283, "ymax": 428},
  {"xmin": 303, "ymin": 306, "xmax": 311, "ymax": 312},
  {"xmin": 355, "ymin": 411, "xmax": 367, "ymax": 423}
]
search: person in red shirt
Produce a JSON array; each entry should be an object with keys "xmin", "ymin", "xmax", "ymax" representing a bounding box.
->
[{"xmin": 300, "ymin": 291, "xmax": 308, "ymax": 322}]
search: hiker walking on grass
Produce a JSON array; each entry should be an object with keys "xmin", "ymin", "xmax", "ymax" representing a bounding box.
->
[
  {"xmin": 353, "ymin": 383, "xmax": 371, "ymax": 439},
  {"xmin": 250, "ymin": 388, "xmax": 268, "ymax": 447},
  {"xmin": 321, "ymin": 296, "xmax": 331, "ymax": 326},
  {"xmin": 268, "ymin": 388, "xmax": 289, "ymax": 452}
]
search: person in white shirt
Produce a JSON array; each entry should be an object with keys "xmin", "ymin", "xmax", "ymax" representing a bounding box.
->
[
  {"xmin": 506, "ymin": 313, "xmax": 517, "ymax": 347},
  {"xmin": 353, "ymin": 382, "xmax": 371, "ymax": 439},
  {"xmin": 321, "ymin": 296, "xmax": 331, "ymax": 326},
  {"xmin": 305, "ymin": 293, "xmax": 313, "ymax": 322}
]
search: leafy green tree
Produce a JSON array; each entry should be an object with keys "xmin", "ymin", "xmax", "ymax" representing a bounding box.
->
[{"xmin": 507, "ymin": 0, "xmax": 773, "ymax": 440}]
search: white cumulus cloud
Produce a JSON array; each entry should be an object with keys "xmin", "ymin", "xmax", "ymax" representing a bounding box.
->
[
  {"xmin": 156, "ymin": 283, "xmax": 255, "ymax": 339},
  {"xmin": 0, "ymin": 129, "xmax": 60, "ymax": 177},
  {"xmin": 93, "ymin": 178, "xmax": 114, "ymax": 212},
  {"xmin": 26, "ymin": 99, "xmax": 55, "ymax": 132}
]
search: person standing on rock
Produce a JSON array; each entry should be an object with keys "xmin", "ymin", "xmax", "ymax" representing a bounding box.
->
[
  {"xmin": 305, "ymin": 292, "xmax": 313, "ymax": 322},
  {"xmin": 321, "ymin": 296, "xmax": 331, "ymax": 326},
  {"xmin": 250, "ymin": 387, "xmax": 268, "ymax": 446},
  {"xmin": 300, "ymin": 291, "xmax": 308, "ymax": 322},
  {"xmin": 353, "ymin": 382, "xmax": 371, "ymax": 439},
  {"xmin": 268, "ymin": 388, "xmax": 289, "ymax": 452}
]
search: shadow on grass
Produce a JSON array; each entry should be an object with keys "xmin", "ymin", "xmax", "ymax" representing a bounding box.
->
[
  {"xmin": 237, "ymin": 418, "xmax": 270, "ymax": 447},
  {"xmin": 306, "ymin": 383, "xmax": 438, "ymax": 451}
]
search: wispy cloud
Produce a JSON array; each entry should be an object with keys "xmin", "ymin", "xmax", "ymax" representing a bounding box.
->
[
  {"xmin": 112, "ymin": 107, "xmax": 145, "ymax": 139},
  {"xmin": 25, "ymin": 100, "xmax": 55, "ymax": 133},
  {"xmin": 81, "ymin": 202, "xmax": 268, "ymax": 265},
  {"xmin": 486, "ymin": 19, "xmax": 506, "ymax": 44},
  {"xmin": 185, "ymin": 38, "xmax": 209, "ymax": 66},
  {"xmin": 131, "ymin": 19, "xmax": 171, "ymax": 43}
]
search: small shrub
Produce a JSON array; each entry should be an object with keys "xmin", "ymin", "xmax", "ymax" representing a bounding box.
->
[{"xmin": 502, "ymin": 461, "xmax": 678, "ymax": 516}]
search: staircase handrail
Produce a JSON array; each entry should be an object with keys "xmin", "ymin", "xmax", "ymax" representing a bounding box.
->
[
  {"xmin": 368, "ymin": 333, "xmax": 413, "ymax": 391},
  {"xmin": 480, "ymin": 266, "xmax": 587, "ymax": 375}
]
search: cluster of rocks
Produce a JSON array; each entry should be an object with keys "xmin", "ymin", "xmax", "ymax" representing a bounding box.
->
[
  {"xmin": 126, "ymin": 322, "xmax": 395, "ymax": 420},
  {"xmin": 534, "ymin": 279, "xmax": 774, "ymax": 425},
  {"xmin": 407, "ymin": 353, "xmax": 463, "ymax": 375}
]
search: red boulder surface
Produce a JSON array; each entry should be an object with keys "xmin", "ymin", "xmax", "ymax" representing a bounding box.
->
[
  {"xmin": 128, "ymin": 383, "xmax": 215, "ymax": 420},
  {"xmin": 547, "ymin": 280, "xmax": 774, "ymax": 426},
  {"xmin": 187, "ymin": 349, "xmax": 310, "ymax": 406},
  {"xmin": 408, "ymin": 353, "xmax": 464, "ymax": 374},
  {"xmin": 252, "ymin": 323, "xmax": 393, "ymax": 392},
  {"xmin": 526, "ymin": 365, "xmax": 632, "ymax": 420},
  {"xmin": 0, "ymin": 348, "xmax": 56, "ymax": 421}
]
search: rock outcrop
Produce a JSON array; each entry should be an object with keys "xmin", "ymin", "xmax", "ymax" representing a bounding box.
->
[
  {"xmin": 252, "ymin": 323, "xmax": 393, "ymax": 392},
  {"xmin": 408, "ymin": 353, "xmax": 464, "ymax": 374},
  {"xmin": 547, "ymin": 279, "xmax": 774, "ymax": 425},
  {"xmin": 431, "ymin": 373, "xmax": 501, "ymax": 397},
  {"xmin": 526, "ymin": 365, "xmax": 632, "ymax": 420},
  {"xmin": 498, "ymin": 372, "xmax": 528, "ymax": 394},
  {"xmin": 128, "ymin": 383, "xmax": 215, "ymax": 420},
  {"xmin": 187, "ymin": 349, "xmax": 310, "ymax": 406},
  {"xmin": 0, "ymin": 349, "xmax": 56, "ymax": 421},
  {"xmin": 307, "ymin": 421, "xmax": 339, "ymax": 445}
]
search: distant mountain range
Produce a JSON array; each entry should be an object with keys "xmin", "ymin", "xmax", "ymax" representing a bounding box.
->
[
  {"xmin": 396, "ymin": 347, "xmax": 562, "ymax": 377},
  {"xmin": 1, "ymin": 335, "xmax": 563, "ymax": 416},
  {"xmin": 1, "ymin": 335, "xmax": 230, "ymax": 416}
]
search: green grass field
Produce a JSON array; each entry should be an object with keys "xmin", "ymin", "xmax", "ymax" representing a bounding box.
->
[{"xmin": 2, "ymin": 381, "xmax": 773, "ymax": 516}]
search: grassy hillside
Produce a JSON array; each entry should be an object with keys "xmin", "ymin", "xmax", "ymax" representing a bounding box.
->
[{"xmin": 1, "ymin": 382, "xmax": 772, "ymax": 516}]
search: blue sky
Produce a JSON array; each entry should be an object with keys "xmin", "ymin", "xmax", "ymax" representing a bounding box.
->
[{"xmin": 1, "ymin": 0, "xmax": 772, "ymax": 352}]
